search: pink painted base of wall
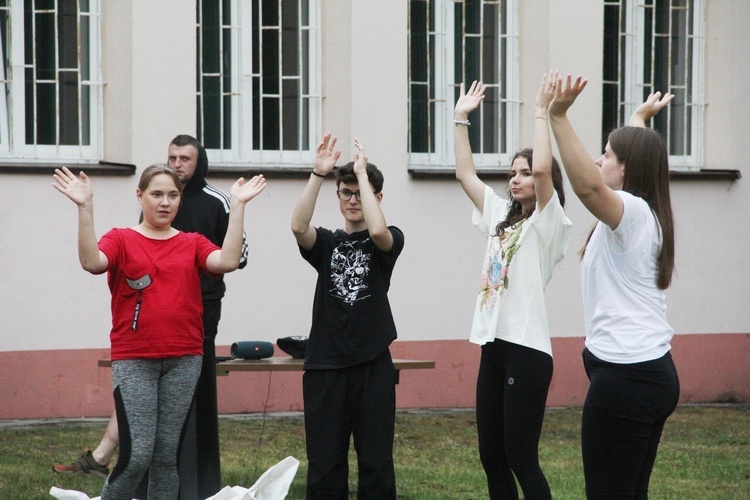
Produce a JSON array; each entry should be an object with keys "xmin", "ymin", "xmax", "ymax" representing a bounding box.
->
[{"xmin": 1, "ymin": 334, "xmax": 748, "ymax": 420}]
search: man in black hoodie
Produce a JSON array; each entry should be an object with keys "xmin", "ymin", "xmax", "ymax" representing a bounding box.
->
[
  {"xmin": 168, "ymin": 134, "xmax": 247, "ymax": 498},
  {"xmin": 54, "ymin": 135, "xmax": 244, "ymax": 499}
]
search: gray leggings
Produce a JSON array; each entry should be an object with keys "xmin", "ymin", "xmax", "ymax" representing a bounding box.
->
[{"xmin": 102, "ymin": 356, "xmax": 201, "ymax": 500}]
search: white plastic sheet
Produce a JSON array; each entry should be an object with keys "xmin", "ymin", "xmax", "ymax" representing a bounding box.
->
[
  {"xmin": 50, "ymin": 456, "xmax": 300, "ymax": 500},
  {"xmin": 206, "ymin": 456, "xmax": 300, "ymax": 500}
]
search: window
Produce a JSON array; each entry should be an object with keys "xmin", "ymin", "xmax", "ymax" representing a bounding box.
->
[
  {"xmin": 0, "ymin": 0, "xmax": 101, "ymax": 161},
  {"xmin": 603, "ymin": 0, "xmax": 704, "ymax": 169},
  {"xmin": 197, "ymin": 0, "xmax": 321, "ymax": 166},
  {"xmin": 408, "ymin": 0, "xmax": 518, "ymax": 169}
]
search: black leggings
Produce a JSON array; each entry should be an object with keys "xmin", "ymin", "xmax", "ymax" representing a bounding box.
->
[
  {"xmin": 475, "ymin": 339, "xmax": 553, "ymax": 500},
  {"xmin": 581, "ymin": 348, "xmax": 680, "ymax": 499}
]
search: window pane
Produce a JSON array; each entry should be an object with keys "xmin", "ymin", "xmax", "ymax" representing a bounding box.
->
[
  {"xmin": 252, "ymin": 0, "xmax": 260, "ymax": 74},
  {"xmin": 25, "ymin": 67, "xmax": 34, "ymax": 143},
  {"xmin": 670, "ymin": 7, "xmax": 687, "ymax": 86},
  {"xmin": 35, "ymin": 82, "xmax": 55, "ymax": 144},
  {"xmin": 59, "ymin": 71, "xmax": 79, "ymax": 145},
  {"xmin": 252, "ymin": 76, "xmax": 261, "ymax": 149},
  {"xmin": 603, "ymin": 4, "xmax": 619, "ymax": 82},
  {"xmin": 262, "ymin": 30, "xmax": 279, "ymax": 94},
  {"xmin": 410, "ymin": 83, "xmax": 429, "ymax": 153},
  {"xmin": 282, "ymin": 79, "xmax": 299, "ymax": 150},
  {"xmin": 262, "ymin": 96, "xmax": 280, "ymax": 149},
  {"xmin": 202, "ymin": 2, "xmax": 221, "ymax": 74},
  {"xmin": 202, "ymin": 75, "xmax": 222, "ymax": 149},
  {"xmin": 282, "ymin": 0, "xmax": 299, "ymax": 76},
  {"xmin": 262, "ymin": 0, "xmax": 279, "ymax": 26},
  {"xmin": 482, "ymin": 3, "xmax": 497, "ymax": 85},
  {"xmin": 465, "ymin": 37, "xmax": 480, "ymax": 83},
  {"xmin": 58, "ymin": 1, "xmax": 78, "ymax": 70},
  {"xmin": 481, "ymin": 86, "xmax": 496, "ymax": 154},
  {"xmin": 464, "ymin": 0, "xmax": 481, "ymax": 35},
  {"xmin": 35, "ymin": 13, "xmax": 56, "ymax": 80},
  {"xmin": 411, "ymin": 1, "xmax": 428, "ymax": 83}
]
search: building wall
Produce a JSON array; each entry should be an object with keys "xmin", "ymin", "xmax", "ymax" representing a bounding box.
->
[{"xmin": 0, "ymin": 0, "xmax": 748, "ymax": 420}]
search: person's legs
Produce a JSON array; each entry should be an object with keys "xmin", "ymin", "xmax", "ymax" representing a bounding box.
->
[
  {"xmin": 304, "ymin": 368, "xmax": 352, "ymax": 499},
  {"xmin": 633, "ymin": 353, "xmax": 680, "ymax": 499},
  {"xmin": 475, "ymin": 341, "xmax": 518, "ymax": 499},
  {"xmin": 93, "ymin": 412, "xmax": 120, "ymax": 466},
  {"xmin": 502, "ymin": 342, "xmax": 553, "ymax": 500},
  {"xmin": 352, "ymin": 350, "xmax": 397, "ymax": 500},
  {"xmin": 194, "ymin": 299, "xmax": 222, "ymax": 497},
  {"xmin": 149, "ymin": 355, "xmax": 202, "ymax": 499},
  {"xmin": 102, "ymin": 360, "xmax": 161, "ymax": 500},
  {"xmin": 581, "ymin": 349, "xmax": 680, "ymax": 499},
  {"xmin": 52, "ymin": 411, "xmax": 118, "ymax": 477}
]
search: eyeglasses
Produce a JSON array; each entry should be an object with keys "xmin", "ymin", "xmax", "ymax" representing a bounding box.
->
[{"xmin": 336, "ymin": 188, "xmax": 364, "ymax": 201}]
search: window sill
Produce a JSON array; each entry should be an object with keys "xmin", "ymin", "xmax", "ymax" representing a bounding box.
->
[
  {"xmin": 0, "ymin": 161, "xmax": 136, "ymax": 176},
  {"xmin": 408, "ymin": 166, "xmax": 741, "ymax": 181},
  {"xmin": 408, "ymin": 166, "xmax": 512, "ymax": 180},
  {"xmin": 669, "ymin": 169, "xmax": 741, "ymax": 180},
  {"xmin": 208, "ymin": 165, "xmax": 322, "ymax": 179}
]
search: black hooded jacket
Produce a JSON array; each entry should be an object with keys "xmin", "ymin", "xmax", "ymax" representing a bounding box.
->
[{"xmin": 171, "ymin": 143, "xmax": 248, "ymax": 301}]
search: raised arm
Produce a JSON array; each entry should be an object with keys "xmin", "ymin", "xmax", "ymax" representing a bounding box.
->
[
  {"xmin": 629, "ymin": 91, "xmax": 674, "ymax": 127},
  {"xmin": 52, "ymin": 167, "xmax": 109, "ymax": 274},
  {"xmin": 454, "ymin": 81, "xmax": 489, "ymax": 211},
  {"xmin": 532, "ymin": 71, "xmax": 558, "ymax": 212},
  {"xmin": 206, "ymin": 175, "xmax": 267, "ymax": 274},
  {"xmin": 548, "ymin": 75, "xmax": 624, "ymax": 228},
  {"xmin": 353, "ymin": 138, "xmax": 393, "ymax": 251},
  {"xmin": 291, "ymin": 133, "xmax": 341, "ymax": 250}
]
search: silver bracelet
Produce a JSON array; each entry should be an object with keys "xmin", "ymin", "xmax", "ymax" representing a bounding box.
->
[{"xmin": 453, "ymin": 119, "xmax": 470, "ymax": 126}]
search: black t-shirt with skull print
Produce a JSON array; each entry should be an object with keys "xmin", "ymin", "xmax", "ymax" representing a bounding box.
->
[{"xmin": 299, "ymin": 226, "xmax": 404, "ymax": 369}]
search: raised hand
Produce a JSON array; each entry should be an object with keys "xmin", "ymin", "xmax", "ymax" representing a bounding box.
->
[
  {"xmin": 52, "ymin": 167, "xmax": 93, "ymax": 206},
  {"xmin": 535, "ymin": 70, "xmax": 559, "ymax": 116},
  {"xmin": 630, "ymin": 91, "xmax": 674, "ymax": 126},
  {"xmin": 454, "ymin": 81, "xmax": 487, "ymax": 118},
  {"xmin": 549, "ymin": 74, "xmax": 589, "ymax": 117},
  {"xmin": 314, "ymin": 133, "xmax": 342, "ymax": 176},
  {"xmin": 353, "ymin": 137, "xmax": 367, "ymax": 176},
  {"xmin": 230, "ymin": 174, "xmax": 267, "ymax": 204}
]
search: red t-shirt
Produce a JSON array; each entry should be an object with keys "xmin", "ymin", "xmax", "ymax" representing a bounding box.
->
[{"xmin": 98, "ymin": 228, "xmax": 219, "ymax": 360}]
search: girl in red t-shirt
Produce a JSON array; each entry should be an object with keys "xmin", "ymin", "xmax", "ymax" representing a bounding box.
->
[{"xmin": 53, "ymin": 164, "xmax": 266, "ymax": 499}]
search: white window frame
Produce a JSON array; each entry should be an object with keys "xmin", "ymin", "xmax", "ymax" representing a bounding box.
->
[
  {"xmin": 609, "ymin": 0, "xmax": 704, "ymax": 170},
  {"xmin": 198, "ymin": 0, "xmax": 321, "ymax": 168},
  {"xmin": 408, "ymin": 0, "xmax": 519, "ymax": 170},
  {"xmin": 1, "ymin": 0, "xmax": 101, "ymax": 162}
]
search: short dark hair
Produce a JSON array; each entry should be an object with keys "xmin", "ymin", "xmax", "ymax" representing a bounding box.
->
[
  {"xmin": 169, "ymin": 134, "xmax": 201, "ymax": 152},
  {"xmin": 335, "ymin": 161, "xmax": 384, "ymax": 193}
]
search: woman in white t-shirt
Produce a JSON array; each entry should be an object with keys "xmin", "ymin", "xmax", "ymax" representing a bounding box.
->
[
  {"xmin": 548, "ymin": 75, "xmax": 679, "ymax": 498},
  {"xmin": 454, "ymin": 73, "xmax": 572, "ymax": 499}
]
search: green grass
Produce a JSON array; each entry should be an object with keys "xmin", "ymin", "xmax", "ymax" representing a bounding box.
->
[{"xmin": 1, "ymin": 405, "xmax": 748, "ymax": 499}]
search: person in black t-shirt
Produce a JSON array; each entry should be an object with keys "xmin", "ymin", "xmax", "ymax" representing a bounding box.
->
[{"xmin": 291, "ymin": 134, "xmax": 404, "ymax": 499}]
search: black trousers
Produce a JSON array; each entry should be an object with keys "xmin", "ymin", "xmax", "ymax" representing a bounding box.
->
[
  {"xmin": 303, "ymin": 350, "xmax": 397, "ymax": 500},
  {"xmin": 581, "ymin": 348, "xmax": 680, "ymax": 499},
  {"xmin": 475, "ymin": 338, "xmax": 553, "ymax": 500},
  {"xmin": 178, "ymin": 299, "xmax": 222, "ymax": 500}
]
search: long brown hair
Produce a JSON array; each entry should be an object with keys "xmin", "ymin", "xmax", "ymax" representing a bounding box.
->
[
  {"xmin": 581, "ymin": 127, "xmax": 675, "ymax": 289},
  {"xmin": 494, "ymin": 148, "xmax": 566, "ymax": 237}
]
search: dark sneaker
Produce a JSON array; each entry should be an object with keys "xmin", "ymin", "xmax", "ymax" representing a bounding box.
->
[{"xmin": 52, "ymin": 449, "xmax": 110, "ymax": 478}]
